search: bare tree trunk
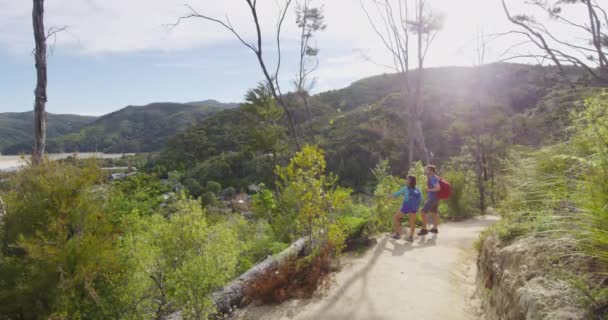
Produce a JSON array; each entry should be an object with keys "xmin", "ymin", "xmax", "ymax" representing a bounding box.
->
[
  {"xmin": 32, "ymin": 0, "xmax": 47, "ymax": 165},
  {"xmin": 408, "ymin": 120, "xmax": 415, "ymax": 168},
  {"xmin": 414, "ymin": 118, "xmax": 430, "ymax": 165},
  {"xmin": 411, "ymin": 0, "xmax": 431, "ymax": 165},
  {"xmin": 475, "ymin": 137, "xmax": 486, "ymax": 214},
  {"xmin": 585, "ymin": 0, "xmax": 608, "ymax": 69},
  {"xmin": 490, "ymin": 166, "xmax": 496, "ymax": 205},
  {"xmin": 411, "ymin": 68, "xmax": 430, "ymax": 164}
]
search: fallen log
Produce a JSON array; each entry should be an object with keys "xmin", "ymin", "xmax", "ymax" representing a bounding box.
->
[{"xmin": 164, "ymin": 237, "xmax": 308, "ymax": 320}]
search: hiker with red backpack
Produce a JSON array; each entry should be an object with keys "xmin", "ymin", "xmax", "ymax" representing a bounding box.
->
[{"xmin": 418, "ymin": 165, "xmax": 451, "ymax": 235}]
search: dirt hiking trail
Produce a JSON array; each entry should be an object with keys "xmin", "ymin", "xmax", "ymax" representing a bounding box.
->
[{"xmin": 234, "ymin": 215, "xmax": 499, "ymax": 320}]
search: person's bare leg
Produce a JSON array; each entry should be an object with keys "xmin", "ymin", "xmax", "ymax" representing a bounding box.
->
[
  {"xmin": 432, "ymin": 211, "xmax": 441, "ymax": 229},
  {"xmin": 421, "ymin": 212, "xmax": 428, "ymax": 231},
  {"xmin": 408, "ymin": 213, "xmax": 416, "ymax": 239},
  {"xmin": 393, "ymin": 211, "xmax": 404, "ymax": 236}
]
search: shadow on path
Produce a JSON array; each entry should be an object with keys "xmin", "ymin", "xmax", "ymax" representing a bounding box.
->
[{"xmin": 312, "ymin": 236, "xmax": 389, "ymax": 318}]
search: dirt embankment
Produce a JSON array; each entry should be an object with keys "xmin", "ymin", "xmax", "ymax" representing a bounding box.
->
[{"xmin": 477, "ymin": 234, "xmax": 590, "ymax": 320}]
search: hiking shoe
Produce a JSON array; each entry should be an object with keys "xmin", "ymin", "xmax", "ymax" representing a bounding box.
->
[
  {"xmin": 430, "ymin": 228, "xmax": 439, "ymax": 234},
  {"xmin": 406, "ymin": 236, "xmax": 414, "ymax": 242},
  {"xmin": 417, "ymin": 229, "xmax": 429, "ymax": 236},
  {"xmin": 390, "ymin": 233, "xmax": 401, "ymax": 240}
]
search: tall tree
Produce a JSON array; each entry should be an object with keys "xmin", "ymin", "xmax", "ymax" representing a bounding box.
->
[
  {"xmin": 360, "ymin": 0, "xmax": 442, "ymax": 167},
  {"xmin": 407, "ymin": 0, "xmax": 443, "ymax": 165},
  {"xmin": 174, "ymin": 1, "xmax": 302, "ymax": 149},
  {"xmin": 242, "ymin": 82, "xmax": 287, "ymax": 170},
  {"xmin": 294, "ymin": 0, "xmax": 326, "ymax": 122},
  {"xmin": 32, "ymin": 0, "xmax": 47, "ymax": 165}
]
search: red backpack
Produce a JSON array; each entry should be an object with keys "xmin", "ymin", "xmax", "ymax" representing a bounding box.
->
[{"xmin": 437, "ymin": 178, "xmax": 452, "ymax": 199}]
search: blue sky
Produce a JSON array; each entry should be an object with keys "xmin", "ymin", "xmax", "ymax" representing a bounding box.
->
[
  {"xmin": 0, "ymin": 0, "xmax": 588, "ymax": 116},
  {"xmin": 1, "ymin": 44, "xmax": 263, "ymax": 115}
]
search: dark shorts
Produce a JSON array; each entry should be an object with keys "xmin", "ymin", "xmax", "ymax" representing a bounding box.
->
[
  {"xmin": 399, "ymin": 206, "xmax": 418, "ymax": 215},
  {"xmin": 422, "ymin": 198, "xmax": 439, "ymax": 213}
]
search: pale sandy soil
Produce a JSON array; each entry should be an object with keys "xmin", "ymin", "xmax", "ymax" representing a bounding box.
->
[
  {"xmin": 0, "ymin": 153, "xmax": 132, "ymax": 170},
  {"xmin": 234, "ymin": 215, "xmax": 499, "ymax": 320}
]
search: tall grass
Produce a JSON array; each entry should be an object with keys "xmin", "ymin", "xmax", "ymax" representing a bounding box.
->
[
  {"xmin": 492, "ymin": 91, "xmax": 608, "ymax": 273},
  {"xmin": 571, "ymin": 93, "xmax": 608, "ymax": 273}
]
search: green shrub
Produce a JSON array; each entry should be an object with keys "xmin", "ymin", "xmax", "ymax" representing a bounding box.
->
[
  {"xmin": 201, "ymin": 191, "xmax": 217, "ymax": 207},
  {"xmin": 205, "ymin": 180, "xmax": 222, "ymax": 195},
  {"xmin": 442, "ymin": 170, "xmax": 478, "ymax": 220},
  {"xmin": 109, "ymin": 173, "xmax": 170, "ymax": 217},
  {"xmin": 0, "ymin": 160, "xmax": 124, "ymax": 319},
  {"xmin": 573, "ymin": 93, "xmax": 608, "ymax": 272},
  {"xmin": 371, "ymin": 159, "xmax": 403, "ymax": 233},
  {"xmin": 183, "ymin": 177, "xmax": 204, "ymax": 198},
  {"xmin": 119, "ymin": 196, "xmax": 241, "ymax": 319},
  {"xmin": 222, "ymin": 186, "xmax": 237, "ymax": 199},
  {"xmin": 337, "ymin": 216, "xmax": 369, "ymax": 237},
  {"xmin": 275, "ymin": 145, "xmax": 352, "ymax": 255}
]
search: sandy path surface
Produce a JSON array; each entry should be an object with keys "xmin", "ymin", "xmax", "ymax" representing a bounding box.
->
[{"xmin": 234, "ymin": 215, "xmax": 499, "ymax": 320}]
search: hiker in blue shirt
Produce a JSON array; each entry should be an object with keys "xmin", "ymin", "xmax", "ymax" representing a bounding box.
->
[
  {"xmin": 390, "ymin": 176, "xmax": 422, "ymax": 242},
  {"xmin": 419, "ymin": 165, "xmax": 441, "ymax": 235}
]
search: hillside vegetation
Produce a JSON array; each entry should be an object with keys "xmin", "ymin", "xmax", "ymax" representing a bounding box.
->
[
  {"xmin": 2, "ymin": 101, "xmax": 237, "ymax": 154},
  {"xmin": 161, "ymin": 63, "xmax": 587, "ymax": 193},
  {"xmin": 0, "ymin": 112, "xmax": 97, "ymax": 154},
  {"xmin": 1, "ymin": 62, "xmax": 607, "ymax": 319}
]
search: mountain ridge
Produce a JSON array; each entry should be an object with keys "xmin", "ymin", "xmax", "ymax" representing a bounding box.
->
[{"xmin": 1, "ymin": 100, "xmax": 239, "ymax": 154}]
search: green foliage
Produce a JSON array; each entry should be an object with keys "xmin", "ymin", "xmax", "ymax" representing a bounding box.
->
[
  {"xmin": 490, "ymin": 91, "xmax": 608, "ymax": 285},
  {"xmin": 225, "ymin": 215, "xmax": 288, "ymax": 274},
  {"xmin": 120, "ymin": 195, "xmax": 241, "ymax": 319},
  {"xmin": 336, "ymin": 215, "xmax": 369, "ymax": 240},
  {"xmin": 160, "ymin": 64, "xmax": 573, "ymax": 194},
  {"xmin": 108, "ymin": 173, "xmax": 170, "ymax": 217},
  {"xmin": 0, "ymin": 162, "xmax": 246, "ymax": 319},
  {"xmin": 371, "ymin": 159, "xmax": 403, "ymax": 233},
  {"xmin": 4, "ymin": 103, "xmax": 229, "ymax": 154},
  {"xmin": 441, "ymin": 170, "xmax": 478, "ymax": 220},
  {"xmin": 183, "ymin": 178, "xmax": 204, "ymax": 198},
  {"xmin": 0, "ymin": 112, "xmax": 96, "ymax": 154},
  {"xmin": 241, "ymin": 83, "xmax": 287, "ymax": 155},
  {"xmin": 251, "ymin": 184, "xmax": 285, "ymax": 235},
  {"xmin": 571, "ymin": 93, "xmax": 608, "ymax": 273},
  {"xmin": 161, "ymin": 108, "xmax": 253, "ymax": 177},
  {"xmin": 276, "ymin": 145, "xmax": 352, "ymax": 253},
  {"xmin": 205, "ymin": 181, "xmax": 222, "ymax": 195},
  {"xmin": 222, "ymin": 186, "xmax": 237, "ymax": 199},
  {"xmin": 201, "ymin": 191, "xmax": 218, "ymax": 207},
  {"xmin": 0, "ymin": 161, "xmax": 123, "ymax": 319}
]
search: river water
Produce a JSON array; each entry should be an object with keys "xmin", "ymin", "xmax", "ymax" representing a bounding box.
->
[{"xmin": 0, "ymin": 153, "xmax": 133, "ymax": 172}]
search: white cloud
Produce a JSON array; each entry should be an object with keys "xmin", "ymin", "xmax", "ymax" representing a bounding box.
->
[{"xmin": 0, "ymin": 0, "xmax": 593, "ymax": 80}]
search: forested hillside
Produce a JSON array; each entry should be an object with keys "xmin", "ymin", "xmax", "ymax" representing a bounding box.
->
[
  {"xmin": 3, "ymin": 0, "xmax": 608, "ymax": 318},
  {"xmin": 161, "ymin": 63, "xmax": 589, "ymax": 193},
  {"xmin": 0, "ymin": 112, "xmax": 97, "ymax": 154},
  {"xmin": 2, "ymin": 101, "xmax": 237, "ymax": 154}
]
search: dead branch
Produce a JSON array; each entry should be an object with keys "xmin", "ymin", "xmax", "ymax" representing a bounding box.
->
[{"xmin": 171, "ymin": 1, "xmax": 301, "ymax": 148}]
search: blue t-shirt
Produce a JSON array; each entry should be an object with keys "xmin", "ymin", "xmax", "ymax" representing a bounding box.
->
[
  {"xmin": 392, "ymin": 187, "xmax": 422, "ymax": 212},
  {"xmin": 427, "ymin": 175, "xmax": 440, "ymax": 200}
]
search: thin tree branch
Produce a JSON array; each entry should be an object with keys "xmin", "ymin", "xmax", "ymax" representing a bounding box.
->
[
  {"xmin": 360, "ymin": 0, "xmax": 403, "ymax": 65},
  {"xmin": 274, "ymin": 0, "xmax": 293, "ymax": 85},
  {"xmin": 502, "ymin": 0, "xmax": 567, "ymax": 75},
  {"xmin": 532, "ymin": 2, "xmax": 591, "ymax": 33},
  {"xmin": 496, "ymin": 40, "xmax": 534, "ymax": 60},
  {"xmin": 169, "ymin": 4, "xmax": 258, "ymax": 53},
  {"xmin": 358, "ymin": 50, "xmax": 400, "ymax": 71}
]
